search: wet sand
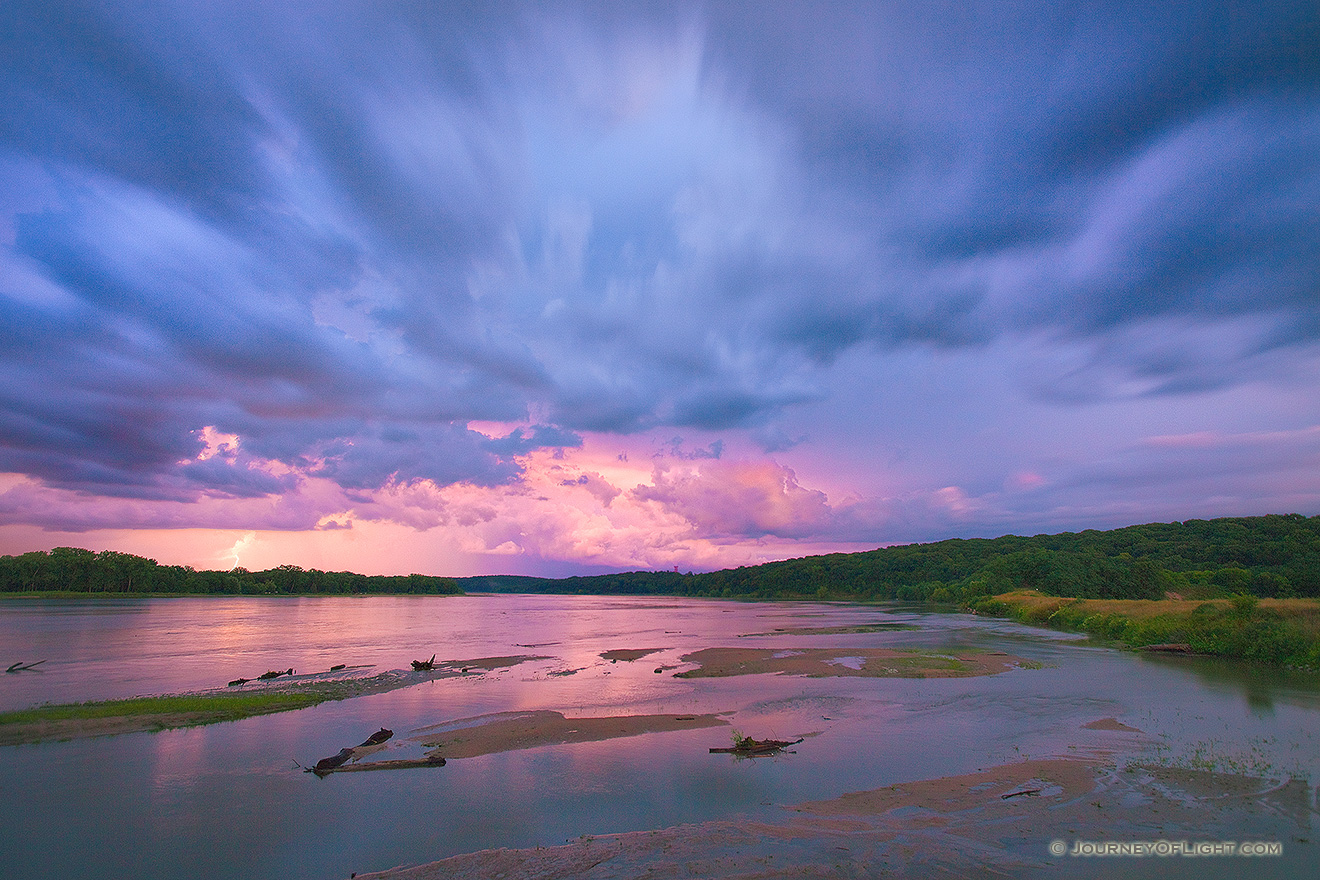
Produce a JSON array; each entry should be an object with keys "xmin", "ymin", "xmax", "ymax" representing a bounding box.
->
[
  {"xmin": 349, "ymin": 751, "xmax": 1317, "ymax": 879},
  {"xmin": 674, "ymin": 646, "xmax": 1026, "ymax": 678}
]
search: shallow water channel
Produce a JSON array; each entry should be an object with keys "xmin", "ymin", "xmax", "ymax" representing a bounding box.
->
[{"xmin": 2, "ymin": 594, "xmax": 1318, "ymax": 879}]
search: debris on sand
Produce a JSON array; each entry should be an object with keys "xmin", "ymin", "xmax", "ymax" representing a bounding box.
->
[
  {"xmin": 258, "ymin": 668, "xmax": 294, "ymax": 680},
  {"xmin": 411, "ymin": 655, "xmax": 436, "ymax": 671},
  {"xmin": 710, "ymin": 733, "xmax": 803, "ymax": 755}
]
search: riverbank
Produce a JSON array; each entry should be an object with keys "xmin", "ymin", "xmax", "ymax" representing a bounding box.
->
[{"xmin": 972, "ymin": 591, "xmax": 1320, "ymax": 669}]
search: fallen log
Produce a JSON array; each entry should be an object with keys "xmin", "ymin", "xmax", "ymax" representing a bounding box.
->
[
  {"xmin": 1139, "ymin": 643, "xmax": 1193, "ymax": 654},
  {"xmin": 320, "ymin": 755, "xmax": 447, "ymax": 773},
  {"xmin": 411, "ymin": 654, "xmax": 436, "ymax": 671},
  {"xmin": 258, "ymin": 668, "xmax": 294, "ymax": 680},
  {"xmin": 227, "ymin": 678, "xmax": 250, "ymax": 687}
]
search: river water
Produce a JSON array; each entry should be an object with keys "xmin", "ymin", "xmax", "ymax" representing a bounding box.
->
[{"xmin": 1, "ymin": 594, "xmax": 1318, "ymax": 879}]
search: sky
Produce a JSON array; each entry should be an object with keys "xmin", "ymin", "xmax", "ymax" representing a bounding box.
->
[{"xmin": 0, "ymin": 1, "xmax": 1317, "ymax": 577}]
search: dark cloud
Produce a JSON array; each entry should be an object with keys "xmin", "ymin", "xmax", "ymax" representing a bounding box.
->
[
  {"xmin": 0, "ymin": 0, "xmax": 1317, "ymax": 530},
  {"xmin": 483, "ymin": 424, "xmax": 583, "ymax": 456}
]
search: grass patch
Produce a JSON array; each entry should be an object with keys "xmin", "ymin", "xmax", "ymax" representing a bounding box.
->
[{"xmin": 0, "ymin": 692, "xmax": 325, "ymax": 727}]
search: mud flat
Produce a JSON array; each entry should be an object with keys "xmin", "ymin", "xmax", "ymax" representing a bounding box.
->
[{"xmin": 348, "ymin": 753, "xmax": 1317, "ymax": 879}]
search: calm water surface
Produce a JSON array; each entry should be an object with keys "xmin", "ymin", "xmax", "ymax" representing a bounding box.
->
[{"xmin": 2, "ymin": 594, "xmax": 1318, "ymax": 879}]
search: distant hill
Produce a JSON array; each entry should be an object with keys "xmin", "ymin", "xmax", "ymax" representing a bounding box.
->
[{"xmin": 458, "ymin": 514, "xmax": 1320, "ymax": 603}]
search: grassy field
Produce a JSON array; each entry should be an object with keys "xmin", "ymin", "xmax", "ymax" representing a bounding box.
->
[{"xmin": 975, "ymin": 591, "xmax": 1320, "ymax": 669}]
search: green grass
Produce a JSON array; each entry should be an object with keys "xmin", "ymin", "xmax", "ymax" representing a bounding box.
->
[
  {"xmin": 0, "ymin": 691, "xmax": 326, "ymax": 727},
  {"xmin": 974, "ymin": 591, "xmax": 1320, "ymax": 669}
]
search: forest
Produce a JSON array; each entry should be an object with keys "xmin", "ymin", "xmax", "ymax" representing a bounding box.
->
[
  {"xmin": 0, "ymin": 547, "xmax": 461, "ymax": 595},
  {"xmin": 1, "ymin": 514, "xmax": 1317, "ymax": 602}
]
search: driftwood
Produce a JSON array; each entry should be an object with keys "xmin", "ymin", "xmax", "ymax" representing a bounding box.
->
[
  {"xmin": 304, "ymin": 728, "xmax": 399, "ymax": 776},
  {"xmin": 1139, "ymin": 643, "xmax": 1193, "ymax": 654},
  {"xmin": 411, "ymin": 654, "xmax": 436, "ymax": 671},
  {"xmin": 258, "ymin": 668, "xmax": 294, "ymax": 680},
  {"xmin": 357, "ymin": 727, "xmax": 393, "ymax": 747},
  {"xmin": 5, "ymin": 660, "xmax": 47, "ymax": 673},
  {"xmin": 329, "ymin": 664, "xmax": 346, "ymax": 671},
  {"xmin": 321, "ymin": 756, "xmax": 447, "ymax": 773},
  {"xmin": 309, "ymin": 748, "xmax": 356, "ymax": 775},
  {"xmin": 227, "ymin": 678, "xmax": 250, "ymax": 687},
  {"xmin": 1001, "ymin": 788, "xmax": 1042, "ymax": 799},
  {"xmin": 710, "ymin": 737, "xmax": 803, "ymax": 755}
]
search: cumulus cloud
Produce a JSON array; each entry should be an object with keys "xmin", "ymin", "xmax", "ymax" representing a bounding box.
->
[{"xmin": 631, "ymin": 460, "xmax": 835, "ymax": 540}]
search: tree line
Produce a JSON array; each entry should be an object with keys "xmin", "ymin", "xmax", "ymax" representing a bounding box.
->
[{"xmin": 0, "ymin": 547, "xmax": 461, "ymax": 595}]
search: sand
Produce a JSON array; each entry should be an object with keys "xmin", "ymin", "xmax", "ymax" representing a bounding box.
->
[
  {"xmin": 411, "ymin": 709, "xmax": 728, "ymax": 759},
  {"xmin": 673, "ymin": 646, "xmax": 1026, "ymax": 679},
  {"xmin": 348, "ymin": 753, "xmax": 1316, "ymax": 879}
]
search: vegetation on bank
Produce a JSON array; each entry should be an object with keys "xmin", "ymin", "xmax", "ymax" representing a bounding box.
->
[
  {"xmin": 971, "ymin": 591, "xmax": 1320, "ymax": 669},
  {"xmin": 0, "ymin": 547, "xmax": 462, "ymax": 595}
]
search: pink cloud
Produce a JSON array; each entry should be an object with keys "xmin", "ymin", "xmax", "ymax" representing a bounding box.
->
[{"xmin": 630, "ymin": 460, "xmax": 834, "ymax": 539}]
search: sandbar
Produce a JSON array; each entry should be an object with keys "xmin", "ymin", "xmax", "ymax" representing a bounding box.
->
[
  {"xmin": 0, "ymin": 655, "xmax": 543, "ymax": 746},
  {"xmin": 599, "ymin": 648, "xmax": 664, "ymax": 661},
  {"xmin": 409, "ymin": 709, "xmax": 728, "ymax": 759},
  {"xmin": 674, "ymin": 646, "xmax": 1026, "ymax": 678}
]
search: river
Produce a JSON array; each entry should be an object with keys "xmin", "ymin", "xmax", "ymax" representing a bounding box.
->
[{"xmin": 1, "ymin": 594, "xmax": 1318, "ymax": 879}]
